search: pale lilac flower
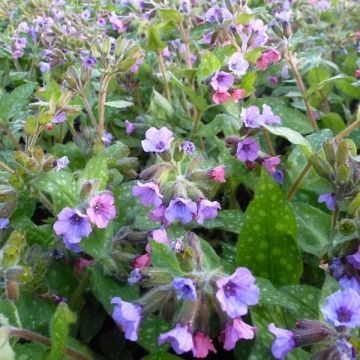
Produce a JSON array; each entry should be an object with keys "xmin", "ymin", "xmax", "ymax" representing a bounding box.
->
[
  {"xmin": 224, "ymin": 318, "xmax": 256, "ymax": 350},
  {"xmin": 262, "ymin": 105, "xmax": 281, "ymax": 125},
  {"xmin": 236, "ymin": 138, "xmax": 260, "ymax": 162},
  {"xmin": 229, "ymin": 52, "xmax": 249, "ymax": 77},
  {"xmin": 124, "ymin": 120, "xmax": 136, "ymax": 135},
  {"xmin": 0, "ymin": 218, "xmax": 9, "ymax": 229},
  {"xmin": 146, "ymin": 228, "xmax": 170, "ymax": 252},
  {"xmin": 141, "ymin": 127, "xmax": 174, "ymax": 153},
  {"xmin": 97, "ymin": 17, "xmax": 107, "ymax": 26},
  {"xmin": 317, "ymin": 0, "xmax": 330, "ymax": 11},
  {"xmin": 180, "ymin": 140, "xmax": 195, "ymax": 155},
  {"xmin": 12, "ymin": 50, "xmax": 24, "ymax": 59},
  {"xmin": 172, "ymin": 278, "xmax": 197, "ymax": 301},
  {"xmin": 158, "ymin": 324, "xmax": 194, "ymax": 355},
  {"xmin": 149, "ymin": 204, "xmax": 167, "ymax": 223},
  {"xmin": 321, "ymin": 289, "xmax": 360, "ymax": 328},
  {"xmin": 111, "ymin": 297, "xmax": 142, "ymax": 341},
  {"xmin": 17, "ymin": 21, "xmax": 29, "ymax": 33},
  {"xmin": 109, "ymin": 12, "xmax": 126, "ymax": 32},
  {"xmin": 334, "ymin": 339, "xmax": 356, "ymax": 359},
  {"xmin": 52, "ymin": 111, "xmax": 66, "ymax": 124},
  {"xmin": 82, "ymin": 56, "xmax": 96, "ymax": 70},
  {"xmin": 216, "ymin": 267, "xmax": 259, "ymax": 318},
  {"xmin": 339, "ymin": 276, "xmax": 360, "ymax": 294},
  {"xmin": 128, "ymin": 268, "xmax": 142, "ymax": 284},
  {"xmin": 81, "ymin": 9, "xmax": 91, "ymax": 20},
  {"xmin": 86, "ymin": 192, "xmax": 116, "ymax": 229},
  {"xmin": 132, "ymin": 182, "xmax": 163, "ymax": 207},
  {"xmin": 53, "ymin": 208, "xmax": 92, "ymax": 252},
  {"xmin": 263, "ymin": 156, "xmax": 281, "ymax": 175},
  {"xmin": 197, "ymin": 199, "xmax": 221, "ymax": 225},
  {"xmin": 14, "ymin": 37, "xmax": 27, "ymax": 49},
  {"xmin": 55, "ymin": 156, "xmax": 69, "ymax": 171},
  {"xmin": 347, "ymin": 246, "xmax": 360, "ymax": 270},
  {"xmin": 318, "ymin": 192, "xmax": 336, "ymax": 211},
  {"xmin": 210, "ymin": 71, "xmax": 234, "ymax": 92},
  {"xmin": 53, "ymin": 9, "xmax": 64, "ymax": 19},
  {"xmin": 241, "ymin": 106, "xmax": 263, "ymax": 128},
  {"xmin": 193, "ymin": 332, "xmax": 217, "ymax": 358},
  {"xmin": 165, "ymin": 197, "xmax": 197, "ymax": 224},
  {"xmin": 40, "ymin": 62, "xmax": 51, "ymax": 73},
  {"xmin": 204, "ymin": 7, "xmax": 232, "ymax": 23},
  {"xmin": 268, "ymin": 323, "xmax": 296, "ymax": 359},
  {"xmin": 101, "ymin": 131, "xmax": 113, "ymax": 146}
]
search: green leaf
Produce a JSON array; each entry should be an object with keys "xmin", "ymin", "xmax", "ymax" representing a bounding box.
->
[
  {"xmin": 292, "ymin": 202, "xmax": 332, "ymax": 257},
  {"xmin": 150, "ymin": 242, "xmax": 184, "ymax": 277},
  {"xmin": 81, "ymin": 224, "xmax": 114, "ymax": 259},
  {"xmin": 0, "ymin": 82, "xmax": 36, "ymax": 122},
  {"xmin": 235, "ymin": 12, "xmax": 254, "ymax": 25},
  {"xmin": 80, "ymin": 154, "xmax": 108, "ymax": 190},
  {"xmin": 199, "ymin": 238, "xmax": 220, "ymax": 271},
  {"xmin": 240, "ymin": 72, "xmax": 256, "ymax": 95},
  {"xmin": 47, "ymin": 303, "xmax": 76, "ymax": 360},
  {"xmin": 197, "ymin": 51, "xmax": 221, "ymax": 81},
  {"xmin": 237, "ymin": 170, "xmax": 303, "ymax": 286},
  {"xmin": 150, "ymin": 89, "xmax": 174, "ymax": 118},
  {"xmin": 319, "ymin": 112, "xmax": 345, "ymax": 134},
  {"xmin": 142, "ymin": 352, "xmax": 181, "ymax": 360},
  {"xmin": 158, "ymin": 9, "xmax": 183, "ymax": 24},
  {"xmin": 147, "ymin": 26, "xmax": 166, "ymax": 52},
  {"xmin": 0, "ymin": 327, "xmax": 15, "ymax": 360},
  {"xmin": 200, "ymin": 209, "xmax": 244, "ymax": 234},
  {"xmin": 105, "ymin": 100, "xmax": 133, "ymax": 109},
  {"xmin": 13, "ymin": 343, "xmax": 48, "ymax": 360}
]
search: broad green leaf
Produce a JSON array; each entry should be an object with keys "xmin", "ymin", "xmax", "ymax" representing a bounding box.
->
[
  {"xmin": 150, "ymin": 242, "xmax": 183, "ymax": 277},
  {"xmin": 147, "ymin": 26, "xmax": 165, "ymax": 52},
  {"xmin": 81, "ymin": 224, "xmax": 114, "ymax": 259},
  {"xmin": 200, "ymin": 209, "xmax": 244, "ymax": 234},
  {"xmin": 0, "ymin": 82, "xmax": 36, "ymax": 122},
  {"xmin": 262, "ymin": 124, "xmax": 312, "ymax": 155},
  {"xmin": 199, "ymin": 238, "xmax": 220, "ymax": 271},
  {"xmin": 149, "ymin": 90, "xmax": 174, "ymax": 118},
  {"xmin": 197, "ymin": 51, "xmax": 221, "ymax": 81},
  {"xmin": 158, "ymin": 9, "xmax": 183, "ymax": 24},
  {"xmin": 305, "ymin": 74, "xmax": 353, "ymax": 98},
  {"xmin": 197, "ymin": 113, "xmax": 240, "ymax": 137},
  {"xmin": 31, "ymin": 171, "xmax": 78, "ymax": 212},
  {"xmin": 237, "ymin": 170, "xmax": 303, "ymax": 286},
  {"xmin": 13, "ymin": 343, "xmax": 48, "ymax": 360},
  {"xmin": 105, "ymin": 100, "xmax": 133, "ymax": 109},
  {"xmin": 47, "ymin": 303, "xmax": 76, "ymax": 360},
  {"xmin": 89, "ymin": 267, "xmax": 139, "ymax": 314},
  {"xmin": 240, "ymin": 72, "xmax": 256, "ymax": 94},
  {"xmin": 142, "ymin": 353, "xmax": 181, "ymax": 360},
  {"xmin": 235, "ymin": 12, "xmax": 254, "ymax": 25},
  {"xmin": 80, "ymin": 154, "xmax": 108, "ymax": 190},
  {"xmin": 292, "ymin": 202, "xmax": 332, "ymax": 257},
  {"xmin": 319, "ymin": 112, "xmax": 345, "ymax": 134}
]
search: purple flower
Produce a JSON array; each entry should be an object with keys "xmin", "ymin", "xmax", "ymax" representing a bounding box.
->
[
  {"xmin": 180, "ymin": 140, "xmax": 195, "ymax": 155},
  {"xmin": 339, "ymin": 276, "xmax": 360, "ymax": 294},
  {"xmin": 55, "ymin": 156, "xmax": 69, "ymax": 171},
  {"xmin": 263, "ymin": 156, "xmax": 281, "ymax": 175},
  {"xmin": 204, "ymin": 7, "xmax": 232, "ymax": 23},
  {"xmin": 236, "ymin": 138, "xmax": 260, "ymax": 162},
  {"xmin": 210, "ymin": 71, "xmax": 234, "ymax": 92},
  {"xmin": 158, "ymin": 324, "xmax": 194, "ymax": 355},
  {"xmin": 39, "ymin": 62, "xmax": 51, "ymax": 73},
  {"xmin": 111, "ymin": 297, "xmax": 142, "ymax": 341},
  {"xmin": 216, "ymin": 267, "xmax": 259, "ymax": 318},
  {"xmin": 330, "ymin": 258, "xmax": 346, "ymax": 280},
  {"xmin": 81, "ymin": 9, "xmax": 91, "ymax": 20},
  {"xmin": 241, "ymin": 106, "xmax": 263, "ymax": 128},
  {"xmin": 229, "ymin": 52, "xmax": 249, "ymax": 77},
  {"xmin": 101, "ymin": 131, "xmax": 113, "ymax": 146},
  {"xmin": 17, "ymin": 21, "xmax": 29, "ymax": 32},
  {"xmin": 53, "ymin": 208, "xmax": 92, "ymax": 252},
  {"xmin": 347, "ymin": 246, "xmax": 360, "ymax": 270},
  {"xmin": 82, "ymin": 56, "xmax": 96, "ymax": 70},
  {"xmin": 317, "ymin": 0, "xmax": 331, "ymax": 12},
  {"xmin": 132, "ymin": 182, "xmax": 163, "ymax": 207},
  {"xmin": 109, "ymin": 12, "xmax": 126, "ymax": 32},
  {"xmin": 14, "ymin": 37, "xmax": 27, "ymax": 49},
  {"xmin": 268, "ymin": 323, "xmax": 296, "ymax": 359},
  {"xmin": 321, "ymin": 289, "xmax": 360, "ymax": 328},
  {"xmin": 12, "ymin": 50, "xmax": 24, "ymax": 59},
  {"xmin": 146, "ymin": 228, "xmax": 170, "ymax": 252},
  {"xmin": 334, "ymin": 338, "xmax": 356, "ymax": 360},
  {"xmin": 128, "ymin": 268, "xmax": 142, "ymax": 284},
  {"xmin": 52, "ymin": 111, "xmax": 66, "ymax": 124},
  {"xmin": 165, "ymin": 197, "xmax": 197, "ymax": 224},
  {"xmin": 149, "ymin": 204, "xmax": 167, "ymax": 223},
  {"xmin": 223, "ymin": 318, "xmax": 256, "ymax": 350},
  {"xmin": 273, "ymin": 170, "xmax": 284, "ymax": 184},
  {"xmin": 318, "ymin": 192, "xmax": 336, "ymax": 211},
  {"xmin": 0, "ymin": 218, "xmax": 9, "ymax": 229},
  {"xmin": 172, "ymin": 278, "xmax": 197, "ymax": 301},
  {"xmin": 262, "ymin": 105, "xmax": 281, "ymax": 125},
  {"xmin": 196, "ymin": 199, "xmax": 221, "ymax": 225},
  {"xmin": 125, "ymin": 120, "xmax": 136, "ymax": 135},
  {"xmin": 141, "ymin": 127, "xmax": 174, "ymax": 153},
  {"xmin": 268, "ymin": 75, "xmax": 279, "ymax": 86},
  {"xmin": 97, "ymin": 17, "xmax": 107, "ymax": 26},
  {"xmin": 86, "ymin": 192, "xmax": 116, "ymax": 229}
]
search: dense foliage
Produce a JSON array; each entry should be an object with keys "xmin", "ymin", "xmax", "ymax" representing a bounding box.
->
[{"xmin": 0, "ymin": 0, "xmax": 359, "ymax": 359}]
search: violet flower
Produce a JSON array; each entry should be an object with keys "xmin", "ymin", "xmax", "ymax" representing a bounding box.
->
[
  {"xmin": 82, "ymin": 56, "xmax": 96, "ymax": 70},
  {"xmin": 262, "ymin": 105, "xmax": 281, "ymax": 125},
  {"xmin": 172, "ymin": 278, "xmax": 197, "ymax": 301},
  {"xmin": 55, "ymin": 156, "xmax": 69, "ymax": 171},
  {"xmin": 128, "ymin": 268, "xmax": 142, "ymax": 284},
  {"xmin": 132, "ymin": 182, "xmax": 163, "ymax": 207},
  {"xmin": 12, "ymin": 50, "xmax": 24, "ymax": 59},
  {"xmin": 210, "ymin": 71, "xmax": 234, "ymax": 92},
  {"xmin": 236, "ymin": 138, "xmax": 260, "ymax": 162},
  {"xmin": 229, "ymin": 52, "xmax": 249, "ymax": 77},
  {"xmin": 216, "ymin": 267, "xmax": 259, "ymax": 318},
  {"xmin": 0, "ymin": 218, "xmax": 9, "ymax": 229},
  {"xmin": 263, "ymin": 156, "xmax": 281, "ymax": 175},
  {"xmin": 86, "ymin": 192, "xmax": 116, "ymax": 229},
  {"xmin": 101, "ymin": 131, "xmax": 113, "ymax": 146},
  {"xmin": 158, "ymin": 323, "xmax": 194, "ymax": 355},
  {"xmin": 111, "ymin": 297, "xmax": 142, "ymax": 341},
  {"xmin": 40, "ymin": 62, "xmax": 51, "ymax": 73},
  {"xmin": 318, "ymin": 192, "xmax": 336, "ymax": 211},
  {"xmin": 52, "ymin": 111, "xmax": 66, "ymax": 124},
  {"xmin": 165, "ymin": 197, "xmax": 197, "ymax": 224},
  {"xmin": 192, "ymin": 332, "xmax": 217, "ymax": 358},
  {"xmin": 196, "ymin": 199, "xmax": 221, "ymax": 225},
  {"xmin": 180, "ymin": 140, "xmax": 196, "ymax": 155},
  {"xmin": 241, "ymin": 106, "xmax": 263, "ymax": 128},
  {"xmin": 53, "ymin": 208, "xmax": 92, "ymax": 252},
  {"xmin": 141, "ymin": 127, "xmax": 174, "ymax": 153},
  {"xmin": 268, "ymin": 323, "xmax": 296, "ymax": 359},
  {"xmin": 14, "ymin": 37, "xmax": 27, "ymax": 49},
  {"xmin": 223, "ymin": 318, "xmax": 256, "ymax": 350},
  {"xmin": 321, "ymin": 289, "xmax": 360, "ymax": 328},
  {"xmin": 125, "ymin": 120, "xmax": 136, "ymax": 135},
  {"xmin": 347, "ymin": 246, "xmax": 360, "ymax": 270}
]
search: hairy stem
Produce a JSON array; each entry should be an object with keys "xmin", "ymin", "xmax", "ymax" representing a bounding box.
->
[
  {"xmin": 156, "ymin": 51, "xmax": 171, "ymax": 102},
  {"xmin": 82, "ymin": 94, "xmax": 99, "ymax": 131},
  {"xmin": 287, "ymin": 160, "xmax": 312, "ymax": 201},
  {"xmin": 0, "ymin": 160, "xmax": 14, "ymax": 174},
  {"xmin": 98, "ymin": 74, "xmax": 110, "ymax": 136},
  {"xmin": 263, "ymin": 128, "xmax": 276, "ymax": 156}
]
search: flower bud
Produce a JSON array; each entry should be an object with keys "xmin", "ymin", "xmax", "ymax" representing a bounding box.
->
[
  {"xmin": 0, "ymin": 186, "xmax": 17, "ymax": 202},
  {"xmin": 102, "ymin": 36, "xmax": 112, "ymax": 57},
  {"xmin": 309, "ymin": 155, "xmax": 333, "ymax": 180},
  {"xmin": 293, "ymin": 320, "xmax": 330, "ymax": 346},
  {"xmin": 24, "ymin": 116, "xmax": 37, "ymax": 136},
  {"xmin": 348, "ymin": 193, "xmax": 360, "ymax": 216},
  {"xmin": 335, "ymin": 163, "xmax": 353, "ymax": 186},
  {"xmin": 339, "ymin": 219, "xmax": 357, "ymax": 236},
  {"xmin": 38, "ymin": 111, "xmax": 52, "ymax": 126},
  {"xmin": 336, "ymin": 140, "xmax": 351, "ymax": 167},
  {"xmin": 323, "ymin": 139, "xmax": 336, "ymax": 165},
  {"xmin": 140, "ymin": 269, "xmax": 173, "ymax": 287},
  {"xmin": 5, "ymin": 280, "xmax": 19, "ymax": 301}
]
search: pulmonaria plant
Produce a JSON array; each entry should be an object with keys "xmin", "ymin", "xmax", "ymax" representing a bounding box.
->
[
  {"xmin": 110, "ymin": 233, "xmax": 259, "ymax": 357},
  {"xmin": 132, "ymin": 126, "xmax": 224, "ymax": 226}
]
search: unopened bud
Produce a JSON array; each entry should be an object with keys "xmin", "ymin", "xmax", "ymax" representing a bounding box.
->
[
  {"xmin": 140, "ymin": 269, "xmax": 173, "ymax": 287},
  {"xmin": 5, "ymin": 280, "xmax": 19, "ymax": 301},
  {"xmin": 335, "ymin": 164, "xmax": 353, "ymax": 186},
  {"xmin": 293, "ymin": 320, "xmax": 330, "ymax": 346},
  {"xmin": 336, "ymin": 140, "xmax": 351, "ymax": 166},
  {"xmin": 349, "ymin": 193, "xmax": 360, "ymax": 216},
  {"xmin": 310, "ymin": 155, "xmax": 333, "ymax": 180},
  {"xmin": 323, "ymin": 139, "xmax": 336, "ymax": 165},
  {"xmin": 102, "ymin": 37, "xmax": 112, "ymax": 57},
  {"xmin": 24, "ymin": 116, "xmax": 37, "ymax": 136},
  {"xmin": 0, "ymin": 186, "xmax": 17, "ymax": 202},
  {"xmin": 339, "ymin": 219, "xmax": 357, "ymax": 236}
]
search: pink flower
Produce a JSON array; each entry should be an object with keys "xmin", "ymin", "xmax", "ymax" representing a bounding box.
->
[
  {"xmin": 75, "ymin": 258, "xmax": 93, "ymax": 274},
  {"xmin": 263, "ymin": 156, "xmax": 281, "ymax": 175},
  {"xmin": 231, "ymin": 89, "xmax": 246, "ymax": 103},
  {"xmin": 193, "ymin": 332, "xmax": 217, "ymax": 358},
  {"xmin": 212, "ymin": 91, "xmax": 230, "ymax": 104},
  {"xmin": 223, "ymin": 318, "xmax": 256, "ymax": 350},
  {"xmin": 209, "ymin": 165, "xmax": 226, "ymax": 183},
  {"xmin": 134, "ymin": 253, "xmax": 151, "ymax": 269},
  {"xmin": 257, "ymin": 50, "xmax": 281, "ymax": 71},
  {"xmin": 86, "ymin": 192, "xmax": 116, "ymax": 228}
]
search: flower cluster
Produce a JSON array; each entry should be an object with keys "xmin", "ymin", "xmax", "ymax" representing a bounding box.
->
[
  {"xmin": 132, "ymin": 127, "xmax": 224, "ymax": 226},
  {"xmin": 53, "ymin": 192, "xmax": 116, "ymax": 252}
]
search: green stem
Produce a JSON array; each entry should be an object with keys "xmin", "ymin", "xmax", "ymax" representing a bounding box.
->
[
  {"xmin": 0, "ymin": 160, "xmax": 14, "ymax": 174},
  {"xmin": 332, "ymin": 206, "xmax": 339, "ymax": 232},
  {"xmin": 263, "ymin": 128, "xmax": 276, "ymax": 156},
  {"xmin": 81, "ymin": 94, "xmax": 99, "ymax": 131},
  {"xmin": 156, "ymin": 51, "xmax": 171, "ymax": 102},
  {"xmin": 287, "ymin": 160, "xmax": 312, "ymax": 201},
  {"xmin": 335, "ymin": 119, "xmax": 360, "ymax": 141},
  {"xmin": 98, "ymin": 74, "xmax": 110, "ymax": 137},
  {"xmin": 68, "ymin": 270, "xmax": 91, "ymax": 311}
]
